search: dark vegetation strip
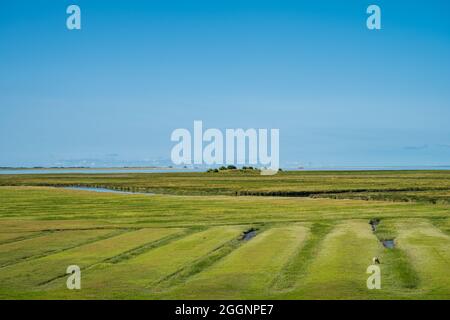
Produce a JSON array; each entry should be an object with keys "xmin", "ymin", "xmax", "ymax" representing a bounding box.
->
[
  {"xmin": 381, "ymin": 249, "xmax": 420, "ymax": 289},
  {"xmin": 312, "ymin": 192, "xmax": 450, "ymax": 204},
  {"xmin": 270, "ymin": 222, "xmax": 334, "ymax": 292},
  {"xmin": 238, "ymin": 187, "xmax": 450, "ymax": 197},
  {"xmin": 38, "ymin": 227, "xmax": 201, "ymax": 286},
  {"xmin": 37, "ymin": 226, "xmax": 131, "ymax": 232},
  {"xmin": 427, "ymin": 217, "xmax": 450, "ymax": 236},
  {"xmin": 149, "ymin": 226, "xmax": 266, "ymax": 292},
  {"xmin": 373, "ymin": 220, "xmax": 420, "ymax": 289},
  {"xmin": 0, "ymin": 229, "xmax": 129, "ymax": 269},
  {"xmin": 60, "ymin": 184, "xmax": 450, "ymax": 204},
  {"xmin": 103, "ymin": 228, "xmax": 199, "ymax": 264},
  {"xmin": 0, "ymin": 230, "xmax": 52, "ymax": 246},
  {"xmin": 3, "ymin": 179, "xmax": 450, "ymax": 197}
]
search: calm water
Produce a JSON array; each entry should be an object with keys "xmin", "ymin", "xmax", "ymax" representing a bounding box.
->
[
  {"xmin": 242, "ymin": 230, "xmax": 257, "ymax": 241},
  {"xmin": 382, "ymin": 240, "xmax": 395, "ymax": 249},
  {"xmin": 0, "ymin": 168, "xmax": 203, "ymax": 174},
  {"xmin": 63, "ymin": 187, "xmax": 154, "ymax": 195},
  {"xmin": 292, "ymin": 166, "xmax": 450, "ymax": 171}
]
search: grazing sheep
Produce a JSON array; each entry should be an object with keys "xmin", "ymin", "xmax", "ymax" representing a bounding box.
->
[{"xmin": 372, "ymin": 257, "xmax": 380, "ymax": 264}]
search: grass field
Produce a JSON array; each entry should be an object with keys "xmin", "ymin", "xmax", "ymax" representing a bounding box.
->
[
  {"xmin": 2, "ymin": 170, "xmax": 450, "ymax": 202},
  {"xmin": 0, "ymin": 171, "xmax": 449, "ymax": 299}
]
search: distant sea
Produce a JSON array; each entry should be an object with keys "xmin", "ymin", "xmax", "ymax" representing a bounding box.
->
[
  {"xmin": 0, "ymin": 168, "xmax": 203, "ymax": 174},
  {"xmin": 0, "ymin": 166, "xmax": 449, "ymax": 174},
  {"xmin": 291, "ymin": 166, "xmax": 450, "ymax": 171}
]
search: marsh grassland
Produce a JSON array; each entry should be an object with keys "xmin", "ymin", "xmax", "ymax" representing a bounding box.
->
[{"xmin": 0, "ymin": 171, "xmax": 449, "ymax": 299}]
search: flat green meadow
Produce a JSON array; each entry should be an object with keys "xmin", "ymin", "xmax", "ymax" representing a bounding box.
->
[{"xmin": 0, "ymin": 171, "xmax": 449, "ymax": 299}]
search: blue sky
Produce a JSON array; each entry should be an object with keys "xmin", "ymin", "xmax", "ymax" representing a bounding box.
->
[{"xmin": 1, "ymin": 0, "xmax": 449, "ymax": 167}]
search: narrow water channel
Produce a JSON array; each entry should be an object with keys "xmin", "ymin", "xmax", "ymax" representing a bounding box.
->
[{"xmin": 63, "ymin": 187, "xmax": 154, "ymax": 195}]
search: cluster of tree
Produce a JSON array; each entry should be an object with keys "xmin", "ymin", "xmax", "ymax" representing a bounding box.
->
[{"xmin": 206, "ymin": 166, "xmax": 266, "ymax": 173}]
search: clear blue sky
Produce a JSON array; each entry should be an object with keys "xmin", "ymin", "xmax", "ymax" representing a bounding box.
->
[{"xmin": 1, "ymin": 0, "xmax": 449, "ymax": 167}]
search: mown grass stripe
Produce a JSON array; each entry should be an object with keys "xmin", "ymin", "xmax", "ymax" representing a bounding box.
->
[
  {"xmin": 284, "ymin": 220, "xmax": 382, "ymax": 299},
  {"xmin": 271, "ymin": 222, "xmax": 334, "ymax": 292},
  {"xmin": 394, "ymin": 219, "xmax": 450, "ymax": 297},
  {"xmin": 54, "ymin": 226, "xmax": 246, "ymax": 298},
  {"xmin": 0, "ymin": 230, "xmax": 52, "ymax": 246},
  {"xmin": 429, "ymin": 217, "xmax": 450, "ymax": 236},
  {"xmin": 0, "ymin": 228, "xmax": 179, "ymax": 290},
  {"xmin": 103, "ymin": 228, "xmax": 199, "ymax": 264},
  {"xmin": 373, "ymin": 219, "xmax": 420, "ymax": 290},
  {"xmin": 0, "ymin": 228, "xmax": 128, "ymax": 269},
  {"xmin": 150, "ymin": 226, "xmax": 265, "ymax": 291},
  {"xmin": 162, "ymin": 225, "xmax": 309, "ymax": 299},
  {"xmin": 38, "ymin": 228, "xmax": 191, "ymax": 286}
]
